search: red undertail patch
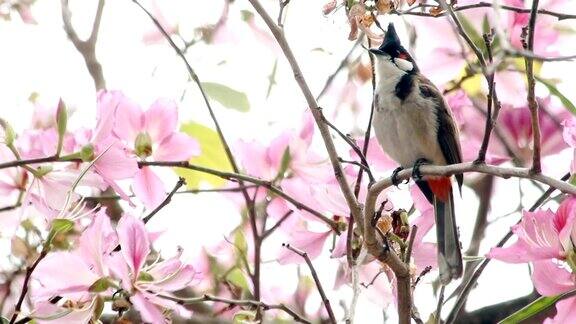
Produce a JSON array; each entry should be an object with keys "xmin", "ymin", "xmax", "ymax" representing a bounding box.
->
[{"xmin": 427, "ymin": 177, "xmax": 452, "ymax": 202}]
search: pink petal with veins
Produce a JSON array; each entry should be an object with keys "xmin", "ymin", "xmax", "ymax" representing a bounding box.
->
[
  {"xmin": 154, "ymin": 133, "xmax": 200, "ymax": 161},
  {"xmin": 133, "ymin": 167, "xmax": 166, "ymax": 210},
  {"xmin": 117, "ymin": 214, "xmax": 151, "ymax": 275},
  {"xmin": 144, "ymin": 98, "xmax": 178, "ymax": 143}
]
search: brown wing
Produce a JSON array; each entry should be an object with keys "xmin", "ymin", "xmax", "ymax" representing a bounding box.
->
[{"xmin": 418, "ymin": 76, "xmax": 464, "ymax": 191}]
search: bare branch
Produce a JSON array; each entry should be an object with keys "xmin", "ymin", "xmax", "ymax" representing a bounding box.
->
[
  {"xmin": 142, "ymin": 177, "xmax": 186, "ymax": 224},
  {"xmin": 139, "ymin": 160, "xmax": 339, "ymax": 231},
  {"xmin": 61, "ymin": 0, "xmax": 106, "ymax": 90},
  {"xmin": 246, "ymin": 0, "xmax": 364, "ymax": 232},
  {"xmin": 398, "ymin": 2, "xmax": 576, "ymax": 21},
  {"xmin": 9, "ymin": 249, "xmax": 48, "ymax": 324},
  {"xmin": 283, "ymin": 244, "xmax": 337, "ymax": 324},
  {"xmin": 523, "ymin": 0, "xmax": 542, "ymax": 173},
  {"xmin": 370, "ymin": 163, "xmax": 575, "ymax": 196},
  {"xmin": 157, "ymin": 293, "xmax": 311, "ymax": 324}
]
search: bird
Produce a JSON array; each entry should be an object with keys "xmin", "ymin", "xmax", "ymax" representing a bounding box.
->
[{"xmin": 369, "ymin": 23, "xmax": 464, "ymax": 285}]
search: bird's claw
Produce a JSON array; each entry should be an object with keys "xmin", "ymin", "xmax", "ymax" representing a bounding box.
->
[
  {"xmin": 391, "ymin": 166, "xmax": 407, "ymax": 187},
  {"xmin": 412, "ymin": 158, "xmax": 429, "ymax": 181}
]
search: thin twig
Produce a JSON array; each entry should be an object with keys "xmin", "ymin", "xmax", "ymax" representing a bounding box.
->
[
  {"xmin": 84, "ymin": 185, "xmax": 258, "ymax": 201},
  {"xmin": 132, "ymin": 0, "xmax": 266, "ymax": 302},
  {"xmin": 475, "ymin": 31, "xmax": 500, "ymax": 163},
  {"xmin": 247, "ymin": 0, "xmax": 364, "ymax": 233},
  {"xmin": 142, "ymin": 177, "xmax": 186, "ymax": 224},
  {"xmin": 445, "ymin": 172, "xmax": 571, "ymax": 323},
  {"xmin": 261, "ymin": 210, "xmax": 293, "ymax": 240},
  {"xmin": 523, "ymin": 0, "xmax": 542, "ymax": 174},
  {"xmin": 436, "ymin": 285, "xmax": 446, "ymax": 324},
  {"xmin": 397, "ymin": 2, "xmax": 576, "ymax": 21},
  {"xmin": 61, "ymin": 0, "xmax": 106, "ymax": 90},
  {"xmin": 283, "ymin": 244, "xmax": 337, "ymax": 324},
  {"xmin": 157, "ymin": 293, "xmax": 311, "ymax": 324},
  {"xmin": 139, "ymin": 160, "xmax": 339, "ymax": 231},
  {"xmin": 316, "ymin": 36, "xmax": 363, "ymax": 101},
  {"xmin": 9, "ymin": 249, "xmax": 48, "ymax": 324},
  {"xmin": 404, "ymin": 225, "xmax": 418, "ymax": 263}
]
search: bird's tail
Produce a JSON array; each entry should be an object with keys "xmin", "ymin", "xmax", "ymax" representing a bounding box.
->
[{"xmin": 434, "ymin": 188, "xmax": 463, "ymax": 285}]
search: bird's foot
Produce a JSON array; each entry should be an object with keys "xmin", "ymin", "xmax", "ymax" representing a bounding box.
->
[
  {"xmin": 391, "ymin": 167, "xmax": 407, "ymax": 187},
  {"xmin": 412, "ymin": 158, "xmax": 430, "ymax": 181}
]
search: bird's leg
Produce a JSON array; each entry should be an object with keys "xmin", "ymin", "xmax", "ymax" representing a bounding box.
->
[
  {"xmin": 391, "ymin": 166, "xmax": 407, "ymax": 187},
  {"xmin": 412, "ymin": 158, "xmax": 430, "ymax": 181}
]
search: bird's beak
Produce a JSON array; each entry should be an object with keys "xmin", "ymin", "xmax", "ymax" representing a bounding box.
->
[{"xmin": 369, "ymin": 48, "xmax": 385, "ymax": 56}]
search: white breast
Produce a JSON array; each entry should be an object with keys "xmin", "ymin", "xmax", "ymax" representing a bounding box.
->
[{"xmin": 372, "ymin": 77, "xmax": 446, "ymax": 167}]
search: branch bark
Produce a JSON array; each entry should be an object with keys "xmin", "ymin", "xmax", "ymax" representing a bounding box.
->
[{"xmin": 61, "ymin": 0, "xmax": 106, "ymax": 90}]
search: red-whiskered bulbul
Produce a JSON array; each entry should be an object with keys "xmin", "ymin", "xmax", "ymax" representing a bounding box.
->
[{"xmin": 369, "ymin": 23, "xmax": 464, "ymax": 284}]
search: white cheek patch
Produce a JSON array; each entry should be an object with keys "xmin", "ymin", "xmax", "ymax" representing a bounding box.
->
[{"xmin": 393, "ymin": 58, "xmax": 414, "ymax": 72}]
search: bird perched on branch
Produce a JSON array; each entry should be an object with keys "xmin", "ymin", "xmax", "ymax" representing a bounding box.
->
[{"xmin": 370, "ymin": 23, "xmax": 464, "ymax": 285}]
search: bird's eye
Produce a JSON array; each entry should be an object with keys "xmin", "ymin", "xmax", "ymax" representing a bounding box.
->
[{"xmin": 397, "ymin": 52, "xmax": 408, "ymax": 60}]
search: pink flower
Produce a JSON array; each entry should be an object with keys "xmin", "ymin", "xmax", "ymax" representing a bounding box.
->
[
  {"xmin": 32, "ymin": 212, "xmax": 116, "ymax": 323},
  {"xmin": 28, "ymin": 169, "xmax": 107, "ymax": 223},
  {"xmin": 142, "ymin": 0, "xmax": 178, "ymax": 45},
  {"xmin": 111, "ymin": 92, "xmax": 200, "ymax": 209},
  {"xmin": 111, "ymin": 214, "xmax": 196, "ymax": 323},
  {"xmin": 505, "ymin": 0, "xmax": 560, "ymax": 55},
  {"xmin": 488, "ymin": 197, "xmax": 576, "ymax": 323}
]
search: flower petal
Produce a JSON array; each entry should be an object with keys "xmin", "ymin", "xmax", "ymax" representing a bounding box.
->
[
  {"xmin": 144, "ymin": 98, "xmax": 178, "ymax": 143},
  {"xmin": 117, "ymin": 214, "xmax": 150, "ymax": 275},
  {"xmin": 532, "ymin": 260, "xmax": 574, "ymax": 296},
  {"xmin": 94, "ymin": 143, "xmax": 138, "ymax": 180},
  {"xmin": 133, "ymin": 167, "xmax": 166, "ymax": 210},
  {"xmin": 113, "ymin": 95, "xmax": 144, "ymax": 143},
  {"xmin": 154, "ymin": 133, "xmax": 200, "ymax": 161},
  {"xmin": 130, "ymin": 292, "xmax": 166, "ymax": 323}
]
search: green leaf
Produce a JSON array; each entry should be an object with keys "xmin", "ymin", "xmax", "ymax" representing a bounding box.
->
[
  {"xmin": 0, "ymin": 118, "xmax": 16, "ymax": 146},
  {"xmin": 88, "ymin": 277, "xmax": 112, "ymax": 293},
  {"xmin": 202, "ymin": 82, "xmax": 250, "ymax": 112},
  {"xmin": 46, "ymin": 218, "xmax": 74, "ymax": 246},
  {"xmin": 56, "ymin": 99, "xmax": 68, "ymax": 156},
  {"xmin": 226, "ymin": 268, "xmax": 249, "ymax": 291},
  {"xmin": 274, "ymin": 147, "xmax": 291, "ymax": 182},
  {"xmin": 499, "ymin": 290, "xmax": 576, "ymax": 324},
  {"xmin": 176, "ymin": 122, "xmax": 232, "ymax": 189},
  {"xmin": 534, "ymin": 75, "xmax": 576, "ymax": 116},
  {"xmin": 457, "ymin": 13, "xmax": 485, "ymax": 56},
  {"xmin": 234, "ymin": 229, "xmax": 248, "ymax": 255},
  {"xmin": 1, "ymin": 316, "xmax": 9, "ymax": 324},
  {"xmin": 233, "ymin": 310, "xmax": 257, "ymax": 324}
]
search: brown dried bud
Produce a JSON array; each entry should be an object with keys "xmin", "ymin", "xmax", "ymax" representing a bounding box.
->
[
  {"xmin": 323, "ymin": 0, "xmax": 337, "ymax": 15},
  {"xmin": 376, "ymin": 214, "xmax": 393, "ymax": 234},
  {"xmin": 429, "ymin": 6, "xmax": 444, "ymax": 16},
  {"xmin": 376, "ymin": 0, "xmax": 393, "ymax": 14}
]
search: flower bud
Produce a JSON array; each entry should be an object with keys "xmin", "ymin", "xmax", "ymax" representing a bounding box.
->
[
  {"xmin": 0, "ymin": 118, "xmax": 16, "ymax": 146},
  {"xmin": 80, "ymin": 144, "xmax": 95, "ymax": 162}
]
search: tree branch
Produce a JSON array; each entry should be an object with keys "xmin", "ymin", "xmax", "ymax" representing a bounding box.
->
[
  {"xmin": 157, "ymin": 293, "xmax": 311, "ymax": 324},
  {"xmin": 142, "ymin": 177, "xmax": 186, "ymax": 224},
  {"xmin": 61, "ymin": 0, "xmax": 106, "ymax": 90},
  {"xmin": 397, "ymin": 2, "xmax": 576, "ymax": 21},
  {"xmin": 139, "ymin": 160, "xmax": 339, "ymax": 231},
  {"xmin": 9, "ymin": 249, "xmax": 48, "ymax": 324},
  {"xmin": 246, "ymin": 0, "xmax": 364, "ymax": 232},
  {"xmin": 283, "ymin": 244, "xmax": 337, "ymax": 324},
  {"xmin": 523, "ymin": 0, "xmax": 542, "ymax": 173}
]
